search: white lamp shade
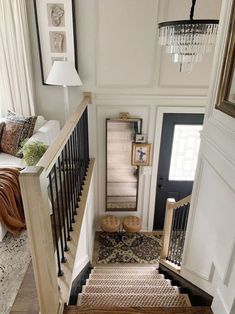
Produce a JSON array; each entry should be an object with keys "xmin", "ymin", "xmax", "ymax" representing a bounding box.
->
[{"xmin": 46, "ymin": 61, "xmax": 82, "ymax": 86}]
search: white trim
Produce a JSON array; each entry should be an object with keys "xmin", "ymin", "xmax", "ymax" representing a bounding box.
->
[{"xmin": 147, "ymin": 106, "xmax": 205, "ymax": 231}]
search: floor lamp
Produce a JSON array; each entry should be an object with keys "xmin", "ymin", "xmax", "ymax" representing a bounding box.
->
[{"xmin": 46, "ymin": 61, "xmax": 82, "ymax": 121}]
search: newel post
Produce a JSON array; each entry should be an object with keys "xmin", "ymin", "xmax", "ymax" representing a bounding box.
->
[
  {"xmin": 19, "ymin": 166, "xmax": 62, "ymax": 314},
  {"xmin": 161, "ymin": 198, "xmax": 176, "ymax": 259}
]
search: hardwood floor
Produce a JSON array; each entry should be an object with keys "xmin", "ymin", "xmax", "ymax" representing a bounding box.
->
[
  {"xmin": 64, "ymin": 306, "xmax": 214, "ymax": 314},
  {"xmin": 10, "ymin": 262, "xmax": 39, "ymax": 314}
]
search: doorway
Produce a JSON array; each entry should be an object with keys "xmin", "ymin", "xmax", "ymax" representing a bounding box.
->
[{"xmin": 153, "ymin": 113, "xmax": 204, "ymax": 230}]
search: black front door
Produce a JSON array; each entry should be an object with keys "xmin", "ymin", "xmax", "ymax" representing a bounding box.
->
[{"xmin": 153, "ymin": 113, "xmax": 204, "ymax": 230}]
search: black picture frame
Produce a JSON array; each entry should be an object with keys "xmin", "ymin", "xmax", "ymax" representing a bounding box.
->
[{"xmin": 34, "ymin": 0, "xmax": 78, "ymax": 85}]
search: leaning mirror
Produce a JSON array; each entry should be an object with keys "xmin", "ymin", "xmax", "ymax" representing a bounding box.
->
[
  {"xmin": 216, "ymin": 2, "xmax": 235, "ymax": 118},
  {"xmin": 106, "ymin": 117, "xmax": 142, "ymax": 211}
]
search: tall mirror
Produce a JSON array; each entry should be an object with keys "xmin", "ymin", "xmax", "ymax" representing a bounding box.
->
[{"xmin": 106, "ymin": 117, "xmax": 142, "ymax": 211}]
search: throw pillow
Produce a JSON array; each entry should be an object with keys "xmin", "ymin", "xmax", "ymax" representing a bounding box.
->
[
  {"xmin": 1, "ymin": 121, "xmax": 25, "ymax": 156},
  {"xmin": 0, "ymin": 122, "xmax": 5, "ymax": 143},
  {"xmin": 6, "ymin": 110, "xmax": 37, "ymax": 157}
]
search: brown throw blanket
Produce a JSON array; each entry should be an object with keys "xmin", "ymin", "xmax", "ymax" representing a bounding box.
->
[{"xmin": 0, "ymin": 167, "xmax": 25, "ymax": 234}]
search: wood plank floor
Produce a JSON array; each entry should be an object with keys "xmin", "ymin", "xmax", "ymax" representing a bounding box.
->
[
  {"xmin": 64, "ymin": 306, "xmax": 214, "ymax": 314},
  {"xmin": 10, "ymin": 262, "xmax": 39, "ymax": 314}
]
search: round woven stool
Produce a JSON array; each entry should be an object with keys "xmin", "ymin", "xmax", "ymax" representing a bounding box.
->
[
  {"xmin": 122, "ymin": 216, "xmax": 141, "ymax": 233},
  {"xmin": 100, "ymin": 215, "xmax": 121, "ymax": 233}
]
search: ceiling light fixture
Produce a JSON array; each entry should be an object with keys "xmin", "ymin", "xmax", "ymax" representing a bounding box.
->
[{"xmin": 158, "ymin": 0, "xmax": 219, "ymax": 73}]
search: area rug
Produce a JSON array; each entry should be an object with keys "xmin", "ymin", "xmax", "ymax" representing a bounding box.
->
[
  {"xmin": 97, "ymin": 232, "xmax": 163, "ymax": 264},
  {"xmin": 0, "ymin": 230, "xmax": 31, "ymax": 314}
]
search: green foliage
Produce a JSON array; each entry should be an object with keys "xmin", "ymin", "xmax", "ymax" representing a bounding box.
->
[{"xmin": 21, "ymin": 140, "xmax": 48, "ymax": 166}]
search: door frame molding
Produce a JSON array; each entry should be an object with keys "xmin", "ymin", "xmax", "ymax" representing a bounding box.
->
[{"xmin": 147, "ymin": 106, "xmax": 205, "ymax": 231}]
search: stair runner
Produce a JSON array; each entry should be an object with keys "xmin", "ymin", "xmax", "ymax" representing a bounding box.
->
[{"xmin": 77, "ymin": 266, "xmax": 191, "ymax": 308}]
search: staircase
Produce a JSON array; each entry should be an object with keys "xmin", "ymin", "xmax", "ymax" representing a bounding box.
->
[
  {"xmin": 78, "ymin": 266, "xmax": 190, "ymax": 307},
  {"xmin": 64, "ymin": 265, "xmax": 214, "ymax": 313}
]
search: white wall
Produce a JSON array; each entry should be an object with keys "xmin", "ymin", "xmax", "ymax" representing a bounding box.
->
[
  {"xmin": 181, "ymin": 1, "xmax": 235, "ymax": 313},
  {"xmin": 86, "ymin": 0, "xmax": 221, "ymax": 229},
  {"xmin": 26, "ymin": 0, "xmax": 222, "ymax": 231}
]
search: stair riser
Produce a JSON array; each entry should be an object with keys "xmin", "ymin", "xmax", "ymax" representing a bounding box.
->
[
  {"xmin": 78, "ymin": 293, "xmax": 191, "ymax": 307},
  {"xmin": 89, "ymin": 274, "xmax": 164, "ymax": 280},
  {"xmin": 86, "ymin": 279, "xmax": 171, "ymax": 286}
]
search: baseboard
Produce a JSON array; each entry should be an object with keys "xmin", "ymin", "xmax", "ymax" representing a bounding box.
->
[
  {"xmin": 159, "ymin": 262, "xmax": 213, "ymax": 306},
  {"xmin": 68, "ymin": 261, "xmax": 92, "ymax": 305}
]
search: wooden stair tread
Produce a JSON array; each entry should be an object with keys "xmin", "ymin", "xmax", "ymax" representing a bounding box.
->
[
  {"xmin": 64, "ymin": 305, "xmax": 214, "ymax": 314},
  {"xmin": 77, "ymin": 293, "xmax": 191, "ymax": 307}
]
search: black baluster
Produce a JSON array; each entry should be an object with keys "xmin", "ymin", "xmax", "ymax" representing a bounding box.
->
[
  {"xmin": 167, "ymin": 208, "xmax": 176, "ymax": 262},
  {"xmin": 173, "ymin": 207, "xmax": 181, "ymax": 264},
  {"xmin": 73, "ymin": 127, "xmax": 80, "ymax": 207},
  {"xmin": 58, "ymin": 155, "xmax": 69, "ymax": 251},
  {"xmin": 71, "ymin": 131, "xmax": 78, "ymax": 215},
  {"xmin": 68, "ymin": 137, "xmax": 76, "ymax": 220},
  {"xmin": 75, "ymin": 123, "xmax": 81, "ymax": 200},
  {"xmin": 61, "ymin": 149, "xmax": 72, "ymax": 239},
  {"xmin": 53, "ymin": 164, "xmax": 67, "ymax": 263},
  {"xmin": 48, "ymin": 173, "xmax": 63, "ymax": 277},
  {"xmin": 65, "ymin": 143, "xmax": 74, "ymax": 231},
  {"xmin": 178, "ymin": 205, "xmax": 187, "ymax": 265},
  {"xmin": 84, "ymin": 108, "xmax": 90, "ymax": 168}
]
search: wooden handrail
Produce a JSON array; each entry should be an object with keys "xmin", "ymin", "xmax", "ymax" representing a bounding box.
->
[
  {"xmin": 38, "ymin": 93, "xmax": 91, "ymax": 175},
  {"xmin": 167, "ymin": 195, "xmax": 191, "ymax": 210}
]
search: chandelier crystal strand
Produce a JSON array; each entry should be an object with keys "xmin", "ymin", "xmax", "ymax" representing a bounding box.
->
[{"xmin": 158, "ymin": 0, "xmax": 219, "ymax": 73}]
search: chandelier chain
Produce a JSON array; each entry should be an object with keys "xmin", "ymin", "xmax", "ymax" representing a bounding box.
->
[{"xmin": 190, "ymin": 0, "xmax": 197, "ymax": 20}]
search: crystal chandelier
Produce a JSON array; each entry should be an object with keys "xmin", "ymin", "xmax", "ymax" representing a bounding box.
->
[{"xmin": 158, "ymin": 0, "xmax": 219, "ymax": 73}]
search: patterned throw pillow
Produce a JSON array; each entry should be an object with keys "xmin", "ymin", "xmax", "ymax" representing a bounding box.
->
[
  {"xmin": 0, "ymin": 122, "xmax": 5, "ymax": 142},
  {"xmin": 6, "ymin": 110, "xmax": 37, "ymax": 157},
  {"xmin": 1, "ymin": 121, "xmax": 25, "ymax": 156}
]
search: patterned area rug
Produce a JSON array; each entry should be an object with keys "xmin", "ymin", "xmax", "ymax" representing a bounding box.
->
[
  {"xmin": 0, "ymin": 230, "xmax": 31, "ymax": 314},
  {"xmin": 97, "ymin": 232, "xmax": 163, "ymax": 264}
]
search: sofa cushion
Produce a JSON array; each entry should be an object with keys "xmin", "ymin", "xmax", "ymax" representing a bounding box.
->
[
  {"xmin": 6, "ymin": 110, "xmax": 37, "ymax": 157},
  {"xmin": 6, "ymin": 110, "xmax": 37, "ymax": 143},
  {"xmin": 0, "ymin": 121, "xmax": 25, "ymax": 156}
]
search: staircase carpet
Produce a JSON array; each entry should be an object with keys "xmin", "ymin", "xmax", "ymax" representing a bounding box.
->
[
  {"xmin": 64, "ymin": 305, "xmax": 214, "ymax": 313},
  {"xmin": 77, "ymin": 293, "xmax": 191, "ymax": 307},
  {"xmin": 92, "ymin": 267, "xmax": 157, "ymax": 273},
  {"xmin": 86, "ymin": 278, "xmax": 171, "ymax": 286},
  {"xmin": 82, "ymin": 285, "xmax": 178, "ymax": 295},
  {"xmin": 89, "ymin": 273, "xmax": 163, "ymax": 280}
]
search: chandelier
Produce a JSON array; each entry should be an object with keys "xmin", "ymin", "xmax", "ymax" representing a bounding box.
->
[{"xmin": 158, "ymin": 0, "xmax": 219, "ymax": 73}]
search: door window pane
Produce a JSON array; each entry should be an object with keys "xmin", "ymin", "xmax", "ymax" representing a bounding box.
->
[{"xmin": 169, "ymin": 124, "xmax": 202, "ymax": 181}]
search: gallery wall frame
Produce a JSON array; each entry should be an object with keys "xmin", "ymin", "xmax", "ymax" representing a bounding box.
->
[
  {"xmin": 34, "ymin": 0, "xmax": 77, "ymax": 85},
  {"xmin": 216, "ymin": 0, "xmax": 235, "ymax": 118},
  {"xmin": 132, "ymin": 143, "xmax": 152, "ymax": 166}
]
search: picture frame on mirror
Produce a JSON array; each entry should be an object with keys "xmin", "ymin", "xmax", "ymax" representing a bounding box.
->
[
  {"xmin": 135, "ymin": 134, "xmax": 146, "ymax": 143},
  {"xmin": 215, "ymin": 1, "xmax": 235, "ymax": 118},
  {"xmin": 132, "ymin": 143, "xmax": 151, "ymax": 166},
  {"xmin": 34, "ymin": 0, "xmax": 77, "ymax": 84}
]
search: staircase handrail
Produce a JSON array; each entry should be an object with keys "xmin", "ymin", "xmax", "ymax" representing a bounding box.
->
[
  {"xmin": 161, "ymin": 195, "xmax": 191, "ymax": 263},
  {"xmin": 19, "ymin": 93, "xmax": 94, "ymax": 314}
]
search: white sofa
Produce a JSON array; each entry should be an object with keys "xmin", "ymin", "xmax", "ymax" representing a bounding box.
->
[{"xmin": 0, "ymin": 118, "xmax": 60, "ymax": 241}]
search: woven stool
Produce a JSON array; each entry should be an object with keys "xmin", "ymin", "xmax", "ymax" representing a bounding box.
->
[
  {"xmin": 122, "ymin": 216, "xmax": 141, "ymax": 233},
  {"xmin": 100, "ymin": 215, "xmax": 121, "ymax": 233}
]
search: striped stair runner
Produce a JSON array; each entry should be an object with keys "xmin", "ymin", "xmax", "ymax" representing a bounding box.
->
[{"xmin": 77, "ymin": 266, "xmax": 191, "ymax": 308}]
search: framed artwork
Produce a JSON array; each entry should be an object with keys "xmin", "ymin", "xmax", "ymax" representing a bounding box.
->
[
  {"xmin": 135, "ymin": 133, "xmax": 146, "ymax": 143},
  {"xmin": 215, "ymin": 0, "xmax": 235, "ymax": 118},
  {"xmin": 34, "ymin": 0, "xmax": 77, "ymax": 84},
  {"xmin": 132, "ymin": 143, "xmax": 151, "ymax": 166}
]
